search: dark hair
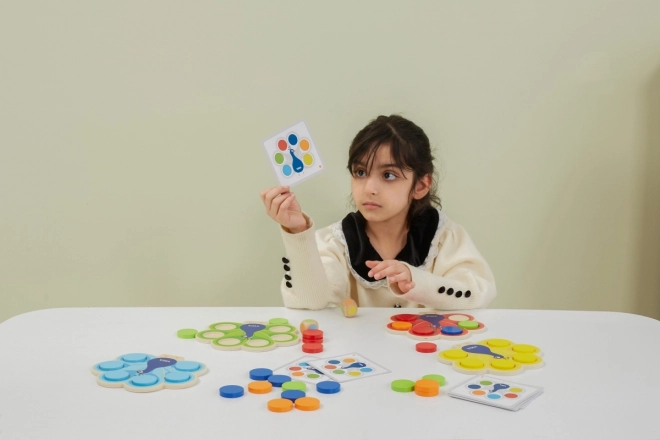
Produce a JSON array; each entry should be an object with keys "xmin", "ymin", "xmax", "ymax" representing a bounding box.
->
[{"xmin": 347, "ymin": 114, "xmax": 441, "ymax": 222}]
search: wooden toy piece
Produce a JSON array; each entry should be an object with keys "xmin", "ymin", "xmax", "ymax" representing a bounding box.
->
[
  {"xmin": 248, "ymin": 381, "xmax": 273, "ymax": 394},
  {"xmin": 302, "ymin": 329, "xmax": 324, "ymax": 343},
  {"xmin": 195, "ymin": 319, "xmax": 299, "ymax": 352},
  {"xmin": 282, "ymin": 381, "xmax": 307, "ymax": 392},
  {"xmin": 391, "ymin": 379, "xmax": 415, "ymax": 393},
  {"xmin": 281, "ymin": 390, "xmax": 306, "ymax": 402},
  {"xmin": 302, "ymin": 342, "xmax": 323, "ymax": 353},
  {"xmin": 387, "ymin": 313, "xmax": 487, "ymax": 341},
  {"xmin": 416, "ymin": 342, "xmax": 437, "ymax": 353},
  {"xmin": 422, "ymin": 374, "xmax": 446, "ymax": 386},
  {"xmin": 300, "ymin": 319, "xmax": 319, "ymax": 333},
  {"xmin": 295, "ymin": 396, "xmax": 321, "ymax": 411},
  {"xmin": 438, "ymin": 339, "xmax": 544, "ymax": 376},
  {"xmin": 340, "ymin": 298, "xmax": 358, "ymax": 317},
  {"xmin": 249, "ymin": 368, "xmax": 273, "ymax": 381},
  {"xmin": 92, "ymin": 354, "xmax": 208, "ymax": 393},
  {"xmin": 414, "ymin": 379, "xmax": 440, "ymax": 397},
  {"xmin": 268, "ymin": 374, "xmax": 292, "ymax": 387},
  {"xmin": 316, "ymin": 381, "xmax": 340, "ymax": 394},
  {"xmin": 176, "ymin": 329, "xmax": 198, "ymax": 339},
  {"xmin": 219, "ymin": 385, "xmax": 244, "ymax": 398},
  {"xmin": 268, "ymin": 398, "xmax": 294, "ymax": 412}
]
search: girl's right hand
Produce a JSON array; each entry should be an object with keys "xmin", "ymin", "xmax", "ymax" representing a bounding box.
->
[{"xmin": 259, "ymin": 186, "xmax": 308, "ymax": 233}]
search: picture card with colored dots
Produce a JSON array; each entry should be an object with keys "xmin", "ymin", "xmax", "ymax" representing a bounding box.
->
[
  {"xmin": 263, "ymin": 120, "xmax": 324, "ymax": 187},
  {"xmin": 306, "ymin": 353, "xmax": 391, "ymax": 383},
  {"xmin": 271, "ymin": 355, "xmax": 329, "ymax": 384},
  {"xmin": 448, "ymin": 375, "xmax": 544, "ymax": 411}
]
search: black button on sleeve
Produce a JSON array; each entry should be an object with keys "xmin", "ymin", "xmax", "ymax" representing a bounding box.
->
[
  {"xmin": 282, "ymin": 257, "xmax": 289, "ymax": 264},
  {"xmin": 283, "ymin": 264, "xmax": 290, "ymax": 271},
  {"xmin": 465, "ymin": 291, "xmax": 472, "ymax": 298},
  {"xmin": 455, "ymin": 291, "xmax": 463, "ymax": 298},
  {"xmin": 284, "ymin": 274, "xmax": 291, "ymax": 281},
  {"xmin": 438, "ymin": 286, "xmax": 446, "ymax": 293},
  {"xmin": 447, "ymin": 288, "xmax": 454, "ymax": 295},
  {"xmin": 285, "ymin": 281, "xmax": 292, "ymax": 288}
]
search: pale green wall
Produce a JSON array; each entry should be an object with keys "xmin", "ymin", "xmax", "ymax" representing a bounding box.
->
[{"xmin": 2, "ymin": 1, "xmax": 660, "ymax": 323}]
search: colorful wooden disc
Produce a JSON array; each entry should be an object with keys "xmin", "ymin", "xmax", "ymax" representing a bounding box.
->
[
  {"xmin": 282, "ymin": 381, "xmax": 307, "ymax": 392},
  {"xmin": 295, "ymin": 397, "xmax": 321, "ymax": 411},
  {"xmin": 268, "ymin": 398, "xmax": 293, "ymax": 412},
  {"xmin": 302, "ymin": 343, "xmax": 323, "ymax": 353},
  {"xmin": 248, "ymin": 381, "xmax": 273, "ymax": 394},
  {"xmin": 391, "ymin": 379, "xmax": 415, "ymax": 393},
  {"xmin": 176, "ymin": 328, "xmax": 198, "ymax": 339},
  {"xmin": 416, "ymin": 342, "xmax": 437, "ymax": 353}
]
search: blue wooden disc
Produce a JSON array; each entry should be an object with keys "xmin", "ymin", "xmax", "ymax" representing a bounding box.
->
[
  {"xmin": 317, "ymin": 381, "xmax": 341, "ymax": 394},
  {"xmin": 174, "ymin": 361, "xmax": 202, "ymax": 372},
  {"xmin": 131, "ymin": 374, "xmax": 159, "ymax": 387},
  {"xmin": 441, "ymin": 326, "xmax": 463, "ymax": 336},
  {"xmin": 249, "ymin": 368, "xmax": 273, "ymax": 381},
  {"xmin": 219, "ymin": 385, "xmax": 244, "ymax": 398},
  {"xmin": 281, "ymin": 390, "xmax": 305, "ymax": 402},
  {"xmin": 268, "ymin": 374, "xmax": 292, "ymax": 387},
  {"xmin": 102, "ymin": 370, "xmax": 130, "ymax": 382},
  {"xmin": 98, "ymin": 361, "xmax": 124, "ymax": 371},
  {"xmin": 121, "ymin": 353, "xmax": 149, "ymax": 363},
  {"xmin": 165, "ymin": 372, "xmax": 192, "ymax": 384}
]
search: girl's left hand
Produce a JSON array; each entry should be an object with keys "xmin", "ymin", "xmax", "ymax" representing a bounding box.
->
[{"xmin": 365, "ymin": 260, "xmax": 415, "ymax": 293}]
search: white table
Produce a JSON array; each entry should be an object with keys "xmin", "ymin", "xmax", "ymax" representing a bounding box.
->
[{"xmin": 1, "ymin": 307, "xmax": 659, "ymax": 440}]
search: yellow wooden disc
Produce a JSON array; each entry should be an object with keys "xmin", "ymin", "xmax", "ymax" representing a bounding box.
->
[
  {"xmin": 268, "ymin": 398, "xmax": 293, "ymax": 412},
  {"xmin": 295, "ymin": 397, "xmax": 320, "ymax": 411},
  {"xmin": 491, "ymin": 359, "xmax": 516, "ymax": 370},
  {"xmin": 513, "ymin": 353, "xmax": 539, "ymax": 364},
  {"xmin": 460, "ymin": 358, "xmax": 485, "ymax": 369},
  {"xmin": 392, "ymin": 321, "xmax": 413, "ymax": 330},
  {"xmin": 512, "ymin": 344, "xmax": 539, "ymax": 354},
  {"xmin": 486, "ymin": 339, "xmax": 511, "ymax": 348},
  {"xmin": 442, "ymin": 349, "xmax": 468, "ymax": 360},
  {"xmin": 248, "ymin": 381, "xmax": 273, "ymax": 394}
]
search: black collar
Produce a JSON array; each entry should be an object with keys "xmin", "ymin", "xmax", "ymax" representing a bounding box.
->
[{"xmin": 340, "ymin": 207, "xmax": 440, "ymax": 283}]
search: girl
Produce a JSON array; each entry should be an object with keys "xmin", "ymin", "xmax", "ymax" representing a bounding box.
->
[{"xmin": 260, "ymin": 115, "xmax": 496, "ymax": 310}]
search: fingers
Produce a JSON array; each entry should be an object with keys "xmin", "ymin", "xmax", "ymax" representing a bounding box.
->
[
  {"xmin": 368, "ymin": 261, "xmax": 402, "ymax": 280},
  {"xmin": 279, "ymin": 192, "xmax": 296, "ymax": 212},
  {"xmin": 262, "ymin": 186, "xmax": 291, "ymax": 213},
  {"xmin": 270, "ymin": 192, "xmax": 295, "ymax": 218},
  {"xmin": 398, "ymin": 281, "xmax": 415, "ymax": 293}
]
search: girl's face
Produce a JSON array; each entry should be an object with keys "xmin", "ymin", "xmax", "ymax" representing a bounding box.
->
[{"xmin": 351, "ymin": 144, "xmax": 429, "ymax": 225}]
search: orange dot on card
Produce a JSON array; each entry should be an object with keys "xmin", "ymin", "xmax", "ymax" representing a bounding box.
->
[
  {"xmin": 300, "ymin": 139, "xmax": 310, "ymax": 151},
  {"xmin": 268, "ymin": 398, "xmax": 293, "ymax": 412},
  {"xmin": 392, "ymin": 322, "xmax": 412, "ymax": 331},
  {"xmin": 291, "ymin": 372, "xmax": 304, "ymax": 376},
  {"xmin": 248, "ymin": 381, "xmax": 272, "ymax": 394}
]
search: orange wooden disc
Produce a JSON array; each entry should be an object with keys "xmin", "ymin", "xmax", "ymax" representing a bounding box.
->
[
  {"xmin": 295, "ymin": 396, "xmax": 321, "ymax": 411},
  {"xmin": 415, "ymin": 388, "xmax": 439, "ymax": 397},
  {"xmin": 248, "ymin": 381, "xmax": 272, "ymax": 394},
  {"xmin": 392, "ymin": 321, "xmax": 413, "ymax": 330},
  {"xmin": 268, "ymin": 398, "xmax": 294, "ymax": 412},
  {"xmin": 415, "ymin": 379, "xmax": 440, "ymax": 393}
]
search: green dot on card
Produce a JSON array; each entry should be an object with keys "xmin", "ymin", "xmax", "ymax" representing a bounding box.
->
[{"xmin": 177, "ymin": 328, "xmax": 198, "ymax": 339}]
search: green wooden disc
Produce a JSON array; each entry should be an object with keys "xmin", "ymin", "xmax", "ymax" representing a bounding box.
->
[
  {"xmin": 422, "ymin": 374, "xmax": 446, "ymax": 386},
  {"xmin": 391, "ymin": 379, "xmax": 415, "ymax": 392},
  {"xmin": 281, "ymin": 381, "xmax": 307, "ymax": 391},
  {"xmin": 458, "ymin": 320, "xmax": 479, "ymax": 330},
  {"xmin": 177, "ymin": 328, "xmax": 198, "ymax": 339},
  {"xmin": 269, "ymin": 318, "xmax": 289, "ymax": 325}
]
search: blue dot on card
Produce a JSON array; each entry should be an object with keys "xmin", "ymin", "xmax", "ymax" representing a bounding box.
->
[
  {"xmin": 299, "ymin": 362, "xmax": 309, "ymax": 367},
  {"xmin": 487, "ymin": 393, "xmax": 502, "ymax": 399},
  {"xmin": 131, "ymin": 375, "xmax": 159, "ymax": 387},
  {"xmin": 102, "ymin": 371, "xmax": 130, "ymax": 382},
  {"xmin": 328, "ymin": 360, "xmax": 341, "ymax": 365},
  {"xmin": 282, "ymin": 165, "xmax": 293, "ymax": 177},
  {"xmin": 360, "ymin": 367, "xmax": 373, "ymax": 373},
  {"xmin": 98, "ymin": 361, "xmax": 125, "ymax": 371},
  {"xmin": 468, "ymin": 384, "xmax": 481, "ymax": 389},
  {"xmin": 165, "ymin": 372, "xmax": 192, "ymax": 384},
  {"xmin": 288, "ymin": 134, "xmax": 298, "ymax": 145}
]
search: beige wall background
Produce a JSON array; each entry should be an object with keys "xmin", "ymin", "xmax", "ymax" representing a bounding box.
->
[{"xmin": 1, "ymin": 1, "xmax": 660, "ymax": 323}]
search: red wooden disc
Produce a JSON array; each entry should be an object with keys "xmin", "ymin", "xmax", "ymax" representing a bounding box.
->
[
  {"xmin": 416, "ymin": 342, "xmax": 437, "ymax": 353},
  {"xmin": 302, "ymin": 330, "xmax": 324, "ymax": 339},
  {"xmin": 302, "ymin": 343, "xmax": 324, "ymax": 353},
  {"xmin": 411, "ymin": 324, "xmax": 435, "ymax": 336},
  {"xmin": 392, "ymin": 314, "xmax": 419, "ymax": 322}
]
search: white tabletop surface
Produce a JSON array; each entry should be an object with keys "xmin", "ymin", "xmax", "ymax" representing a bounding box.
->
[{"xmin": 1, "ymin": 307, "xmax": 659, "ymax": 440}]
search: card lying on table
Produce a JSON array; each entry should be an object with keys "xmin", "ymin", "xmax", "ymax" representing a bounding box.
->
[{"xmin": 448, "ymin": 374, "xmax": 544, "ymax": 411}]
